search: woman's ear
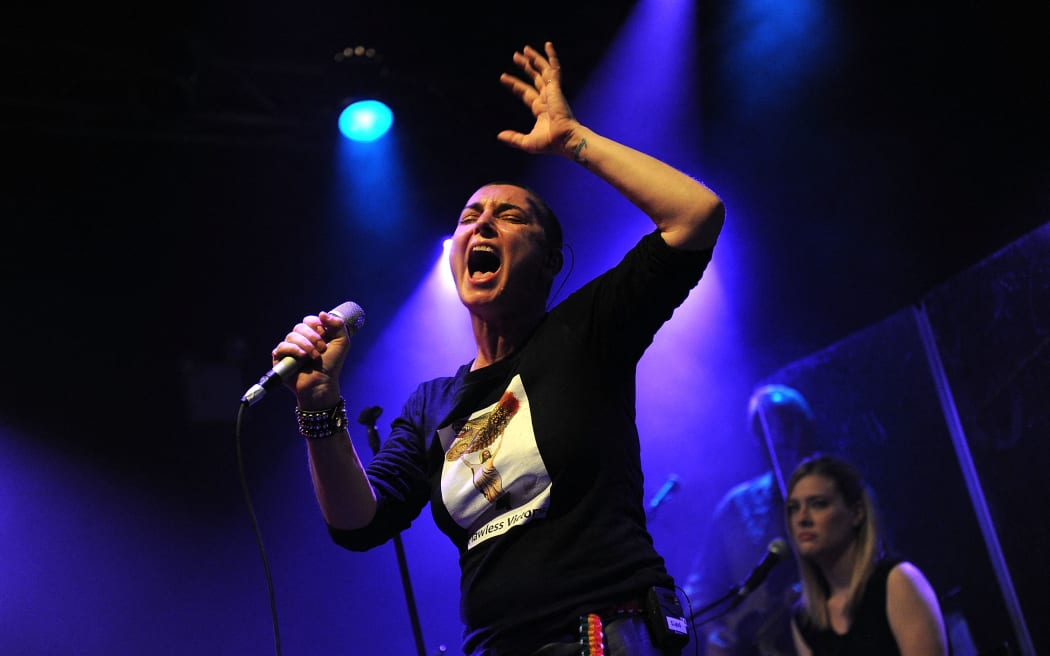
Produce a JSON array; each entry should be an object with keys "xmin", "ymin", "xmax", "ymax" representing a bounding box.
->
[
  {"xmin": 545, "ymin": 248, "xmax": 564, "ymax": 276},
  {"xmin": 852, "ymin": 504, "xmax": 865, "ymax": 528}
]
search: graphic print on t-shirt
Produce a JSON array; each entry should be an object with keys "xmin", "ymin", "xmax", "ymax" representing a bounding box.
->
[{"xmin": 438, "ymin": 374, "xmax": 551, "ymax": 549}]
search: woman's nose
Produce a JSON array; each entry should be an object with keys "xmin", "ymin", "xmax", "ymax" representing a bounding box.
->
[{"xmin": 474, "ymin": 212, "xmax": 497, "ymax": 235}]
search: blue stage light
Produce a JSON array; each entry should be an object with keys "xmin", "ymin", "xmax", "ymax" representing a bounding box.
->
[{"xmin": 338, "ymin": 99, "xmax": 394, "ymax": 142}]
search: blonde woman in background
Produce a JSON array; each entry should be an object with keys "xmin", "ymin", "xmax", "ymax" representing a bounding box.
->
[{"xmin": 785, "ymin": 454, "xmax": 947, "ymax": 656}]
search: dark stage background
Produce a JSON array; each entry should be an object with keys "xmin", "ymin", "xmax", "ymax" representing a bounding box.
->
[{"xmin": 2, "ymin": 1, "xmax": 1047, "ymax": 654}]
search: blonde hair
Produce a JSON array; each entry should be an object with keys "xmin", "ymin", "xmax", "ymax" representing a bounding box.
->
[{"xmin": 786, "ymin": 454, "xmax": 883, "ymax": 630}]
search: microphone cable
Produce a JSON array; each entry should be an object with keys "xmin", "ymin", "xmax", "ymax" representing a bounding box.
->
[
  {"xmin": 236, "ymin": 400, "xmax": 283, "ymax": 656},
  {"xmin": 687, "ymin": 584, "xmax": 739, "ymax": 633},
  {"xmin": 690, "ymin": 594, "xmax": 738, "ymax": 631},
  {"xmin": 677, "ymin": 585, "xmax": 703, "ymax": 656}
]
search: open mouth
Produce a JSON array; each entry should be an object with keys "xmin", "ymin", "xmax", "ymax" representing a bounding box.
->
[{"xmin": 468, "ymin": 245, "xmax": 501, "ymax": 280}]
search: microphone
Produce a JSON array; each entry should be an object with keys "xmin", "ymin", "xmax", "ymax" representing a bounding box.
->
[
  {"xmin": 240, "ymin": 301, "xmax": 366, "ymax": 407},
  {"xmin": 731, "ymin": 538, "xmax": 790, "ymax": 606},
  {"xmin": 357, "ymin": 405, "xmax": 383, "ymax": 455},
  {"xmin": 648, "ymin": 474, "xmax": 680, "ymax": 513}
]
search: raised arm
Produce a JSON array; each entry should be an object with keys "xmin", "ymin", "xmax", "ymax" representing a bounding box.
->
[{"xmin": 497, "ymin": 41, "xmax": 725, "ymax": 251}]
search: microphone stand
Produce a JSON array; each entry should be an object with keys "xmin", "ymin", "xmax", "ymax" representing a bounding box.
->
[
  {"xmin": 357, "ymin": 406, "xmax": 427, "ymax": 656},
  {"xmin": 688, "ymin": 585, "xmax": 739, "ymax": 625},
  {"xmin": 689, "ymin": 539, "xmax": 788, "ymax": 627}
]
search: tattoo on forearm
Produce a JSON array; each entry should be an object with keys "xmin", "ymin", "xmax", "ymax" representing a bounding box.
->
[{"xmin": 572, "ymin": 138, "xmax": 588, "ymax": 164}]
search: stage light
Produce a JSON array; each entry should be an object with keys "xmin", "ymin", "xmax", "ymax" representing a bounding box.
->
[
  {"xmin": 338, "ymin": 99, "xmax": 393, "ymax": 142},
  {"xmin": 331, "ymin": 45, "xmax": 396, "ymax": 142}
]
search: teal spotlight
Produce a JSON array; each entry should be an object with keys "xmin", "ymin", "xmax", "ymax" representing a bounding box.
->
[
  {"xmin": 331, "ymin": 46, "xmax": 397, "ymax": 142},
  {"xmin": 338, "ymin": 99, "xmax": 394, "ymax": 142}
]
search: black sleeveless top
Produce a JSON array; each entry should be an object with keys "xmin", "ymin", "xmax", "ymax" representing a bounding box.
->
[{"xmin": 793, "ymin": 556, "xmax": 904, "ymax": 656}]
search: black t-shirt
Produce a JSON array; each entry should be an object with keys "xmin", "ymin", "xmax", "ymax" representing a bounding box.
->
[{"xmin": 331, "ymin": 231, "xmax": 713, "ymax": 655}]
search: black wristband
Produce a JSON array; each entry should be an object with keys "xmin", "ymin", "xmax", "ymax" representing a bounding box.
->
[{"xmin": 295, "ymin": 399, "xmax": 348, "ymax": 439}]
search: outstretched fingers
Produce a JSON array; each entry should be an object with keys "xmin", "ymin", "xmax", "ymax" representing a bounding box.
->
[
  {"xmin": 496, "ymin": 41, "xmax": 569, "ymax": 153},
  {"xmin": 513, "ymin": 47, "xmax": 540, "ymax": 82},
  {"xmin": 499, "ymin": 72, "xmax": 536, "ymax": 104},
  {"xmin": 516, "ymin": 43, "xmax": 560, "ymax": 88}
]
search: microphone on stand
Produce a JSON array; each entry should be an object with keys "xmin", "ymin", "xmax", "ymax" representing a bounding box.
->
[
  {"xmin": 647, "ymin": 474, "xmax": 680, "ymax": 517},
  {"xmin": 358, "ymin": 405, "xmax": 383, "ymax": 454},
  {"xmin": 690, "ymin": 538, "xmax": 791, "ymax": 624},
  {"xmin": 728, "ymin": 538, "xmax": 790, "ymax": 609}
]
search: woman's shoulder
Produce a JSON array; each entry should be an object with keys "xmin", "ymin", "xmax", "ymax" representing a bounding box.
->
[
  {"xmin": 885, "ymin": 560, "xmax": 936, "ymax": 596},
  {"xmin": 882, "ymin": 557, "xmax": 942, "ymax": 619}
]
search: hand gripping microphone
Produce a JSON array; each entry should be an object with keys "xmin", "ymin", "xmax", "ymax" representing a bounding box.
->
[
  {"xmin": 240, "ymin": 301, "xmax": 366, "ymax": 407},
  {"xmin": 729, "ymin": 538, "xmax": 790, "ymax": 608}
]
